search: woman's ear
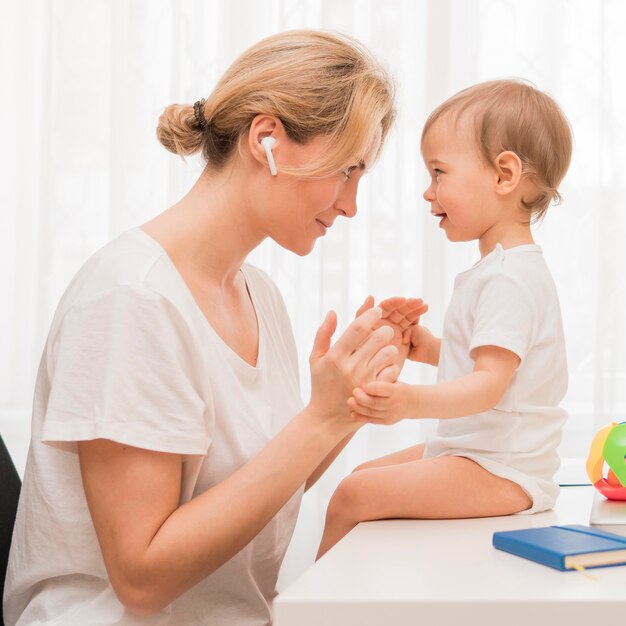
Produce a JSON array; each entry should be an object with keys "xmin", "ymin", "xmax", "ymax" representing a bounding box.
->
[
  {"xmin": 247, "ymin": 115, "xmax": 282, "ymax": 172},
  {"xmin": 493, "ymin": 150, "xmax": 523, "ymax": 196}
]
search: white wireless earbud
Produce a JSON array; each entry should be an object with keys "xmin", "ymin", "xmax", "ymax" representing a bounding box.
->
[{"xmin": 261, "ymin": 136, "xmax": 277, "ymax": 176}]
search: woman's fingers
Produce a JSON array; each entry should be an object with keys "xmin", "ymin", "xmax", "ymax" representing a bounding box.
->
[
  {"xmin": 355, "ymin": 295, "xmax": 375, "ymax": 318},
  {"xmin": 332, "ymin": 307, "xmax": 384, "ymax": 357},
  {"xmin": 376, "ymin": 363, "xmax": 401, "ymax": 383},
  {"xmin": 348, "ymin": 325, "xmax": 395, "ymax": 377},
  {"xmin": 309, "ymin": 308, "xmax": 401, "ymax": 433},
  {"xmin": 366, "ymin": 345, "xmax": 399, "ymax": 381},
  {"xmin": 309, "ymin": 310, "xmax": 338, "ymax": 361}
]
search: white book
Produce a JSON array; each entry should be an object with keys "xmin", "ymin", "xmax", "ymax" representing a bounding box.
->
[{"xmin": 589, "ymin": 491, "xmax": 626, "ymax": 537}]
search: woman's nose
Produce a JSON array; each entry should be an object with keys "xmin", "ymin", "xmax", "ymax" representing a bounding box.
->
[{"xmin": 336, "ymin": 184, "xmax": 358, "ymax": 218}]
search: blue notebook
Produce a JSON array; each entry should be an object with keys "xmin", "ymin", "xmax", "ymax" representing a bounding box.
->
[{"xmin": 492, "ymin": 524, "xmax": 626, "ymax": 571}]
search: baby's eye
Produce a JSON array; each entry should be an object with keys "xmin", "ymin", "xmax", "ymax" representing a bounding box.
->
[{"xmin": 433, "ymin": 168, "xmax": 443, "ymax": 178}]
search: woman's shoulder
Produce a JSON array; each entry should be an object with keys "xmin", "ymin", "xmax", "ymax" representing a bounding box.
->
[
  {"xmin": 52, "ymin": 228, "xmax": 190, "ymax": 325},
  {"xmin": 78, "ymin": 227, "xmax": 171, "ymax": 287}
]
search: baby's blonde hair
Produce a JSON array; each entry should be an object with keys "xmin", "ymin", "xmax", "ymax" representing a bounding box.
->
[
  {"xmin": 157, "ymin": 30, "xmax": 396, "ymax": 178},
  {"xmin": 422, "ymin": 79, "xmax": 573, "ymax": 221}
]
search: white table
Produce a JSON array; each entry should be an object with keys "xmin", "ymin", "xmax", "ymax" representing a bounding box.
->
[{"xmin": 274, "ymin": 486, "xmax": 625, "ymax": 626}]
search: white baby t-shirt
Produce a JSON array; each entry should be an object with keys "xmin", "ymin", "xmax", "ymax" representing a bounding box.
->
[
  {"xmin": 4, "ymin": 228, "xmax": 304, "ymax": 626},
  {"xmin": 422, "ymin": 244, "xmax": 568, "ymax": 514}
]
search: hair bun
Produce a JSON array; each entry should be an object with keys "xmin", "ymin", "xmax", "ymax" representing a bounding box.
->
[{"xmin": 156, "ymin": 103, "xmax": 204, "ymax": 156}]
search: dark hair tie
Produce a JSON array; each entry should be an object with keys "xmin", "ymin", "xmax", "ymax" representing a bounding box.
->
[{"xmin": 193, "ymin": 99, "xmax": 207, "ymax": 130}]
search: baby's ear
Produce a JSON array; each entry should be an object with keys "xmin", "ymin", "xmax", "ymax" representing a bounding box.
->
[{"xmin": 493, "ymin": 151, "xmax": 523, "ymax": 195}]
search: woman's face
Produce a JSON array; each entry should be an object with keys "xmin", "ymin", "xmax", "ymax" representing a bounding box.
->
[{"xmin": 264, "ymin": 131, "xmax": 381, "ymax": 256}]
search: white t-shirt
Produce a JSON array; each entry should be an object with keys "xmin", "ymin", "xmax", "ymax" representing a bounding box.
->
[
  {"xmin": 422, "ymin": 243, "xmax": 568, "ymax": 514},
  {"xmin": 4, "ymin": 228, "xmax": 304, "ymax": 626}
]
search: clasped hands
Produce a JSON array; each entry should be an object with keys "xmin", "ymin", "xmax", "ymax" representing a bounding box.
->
[
  {"xmin": 347, "ymin": 295, "xmax": 429, "ymax": 426},
  {"xmin": 308, "ymin": 294, "xmax": 429, "ymax": 433}
]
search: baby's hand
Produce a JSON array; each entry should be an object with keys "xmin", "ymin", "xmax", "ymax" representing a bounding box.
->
[
  {"xmin": 379, "ymin": 296, "xmax": 428, "ymax": 356},
  {"xmin": 355, "ymin": 296, "xmax": 428, "ymax": 375},
  {"xmin": 403, "ymin": 324, "xmax": 438, "ymax": 365},
  {"xmin": 347, "ymin": 380, "xmax": 415, "ymax": 425}
]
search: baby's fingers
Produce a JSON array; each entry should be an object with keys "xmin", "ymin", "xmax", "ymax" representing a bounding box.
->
[
  {"xmin": 402, "ymin": 328, "xmax": 411, "ymax": 345},
  {"xmin": 379, "ymin": 298, "xmax": 427, "ymax": 328},
  {"xmin": 351, "ymin": 387, "xmax": 381, "ymax": 409},
  {"xmin": 361, "ymin": 380, "xmax": 394, "ymax": 398},
  {"xmin": 351, "ymin": 411, "xmax": 388, "ymax": 424},
  {"xmin": 404, "ymin": 299, "xmax": 428, "ymax": 324},
  {"xmin": 347, "ymin": 398, "xmax": 388, "ymax": 420}
]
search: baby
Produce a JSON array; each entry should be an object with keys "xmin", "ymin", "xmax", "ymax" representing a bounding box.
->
[{"xmin": 317, "ymin": 79, "xmax": 573, "ymax": 558}]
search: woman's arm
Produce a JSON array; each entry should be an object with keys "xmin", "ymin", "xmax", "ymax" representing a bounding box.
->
[
  {"xmin": 304, "ymin": 432, "xmax": 355, "ymax": 491},
  {"xmin": 78, "ymin": 307, "xmax": 397, "ymax": 616},
  {"xmin": 80, "ymin": 408, "xmax": 342, "ymax": 615},
  {"xmin": 349, "ymin": 345, "xmax": 520, "ymax": 423}
]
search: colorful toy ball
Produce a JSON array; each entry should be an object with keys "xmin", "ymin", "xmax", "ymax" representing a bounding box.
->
[{"xmin": 586, "ymin": 422, "xmax": 626, "ymax": 500}]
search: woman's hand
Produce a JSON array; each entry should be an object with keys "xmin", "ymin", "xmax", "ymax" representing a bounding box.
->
[
  {"xmin": 307, "ymin": 307, "xmax": 398, "ymax": 435},
  {"xmin": 355, "ymin": 295, "xmax": 429, "ymax": 377}
]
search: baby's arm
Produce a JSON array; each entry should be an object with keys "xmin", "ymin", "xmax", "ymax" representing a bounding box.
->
[{"xmin": 349, "ymin": 345, "xmax": 520, "ymax": 423}]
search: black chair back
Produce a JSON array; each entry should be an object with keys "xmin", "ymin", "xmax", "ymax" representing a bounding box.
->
[{"xmin": 0, "ymin": 436, "xmax": 21, "ymax": 626}]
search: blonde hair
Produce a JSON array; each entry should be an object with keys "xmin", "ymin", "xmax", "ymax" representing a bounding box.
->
[
  {"xmin": 157, "ymin": 30, "xmax": 396, "ymax": 177},
  {"xmin": 422, "ymin": 79, "xmax": 573, "ymax": 221}
]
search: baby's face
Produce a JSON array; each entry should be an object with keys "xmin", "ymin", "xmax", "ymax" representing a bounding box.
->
[{"xmin": 421, "ymin": 115, "xmax": 501, "ymax": 244}]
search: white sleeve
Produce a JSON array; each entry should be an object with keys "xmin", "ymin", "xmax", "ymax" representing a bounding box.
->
[
  {"xmin": 42, "ymin": 284, "xmax": 211, "ymax": 455},
  {"xmin": 468, "ymin": 273, "xmax": 537, "ymax": 362}
]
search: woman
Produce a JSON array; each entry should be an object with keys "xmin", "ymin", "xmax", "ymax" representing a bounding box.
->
[{"xmin": 4, "ymin": 30, "xmax": 422, "ymax": 626}]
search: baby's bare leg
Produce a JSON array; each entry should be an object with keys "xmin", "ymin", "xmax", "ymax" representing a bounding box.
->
[
  {"xmin": 316, "ymin": 455, "xmax": 531, "ymax": 559},
  {"xmin": 353, "ymin": 443, "xmax": 425, "ymax": 472}
]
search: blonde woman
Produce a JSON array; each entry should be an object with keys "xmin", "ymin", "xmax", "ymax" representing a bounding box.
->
[{"xmin": 4, "ymin": 30, "xmax": 424, "ymax": 626}]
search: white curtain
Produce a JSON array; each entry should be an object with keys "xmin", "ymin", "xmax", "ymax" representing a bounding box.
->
[{"xmin": 2, "ymin": 0, "xmax": 625, "ymax": 588}]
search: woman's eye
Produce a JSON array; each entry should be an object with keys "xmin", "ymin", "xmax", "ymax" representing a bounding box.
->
[{"xmin": 343, "ymin": 166, "xmax": 356, "ymax": 180}]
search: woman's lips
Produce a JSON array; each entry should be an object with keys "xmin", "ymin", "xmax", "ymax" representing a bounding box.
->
[{"xmin": 316, "ymin": 219, "xmax": 329, "ymax": 235}]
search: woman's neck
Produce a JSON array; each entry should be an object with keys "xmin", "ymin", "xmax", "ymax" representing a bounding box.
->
[{"xmin": 142, "ymin": 166, "xmax": 265, "ymax": 288}]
